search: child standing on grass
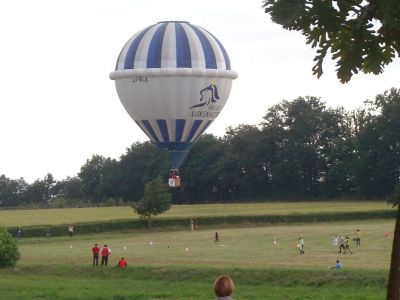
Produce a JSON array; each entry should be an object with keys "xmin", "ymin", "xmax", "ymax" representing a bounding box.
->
[
  {"xmin": 344, "ymin": 236, "xmax": 353, "ymax": 254},
  {"xmin": 333, "ymin": 234, "xmax": 338, "ymax": 246},
  {"xmin": 298, "ymin": 237, "xmax": 305, "ymax": 254},
  {"xmin": 355, "ymin": 229, "xmax": 361, "ymax": 246}
]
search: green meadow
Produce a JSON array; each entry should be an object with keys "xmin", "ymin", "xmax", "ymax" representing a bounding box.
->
[
  {"xmin": 0, "ymin": 201, "xmax": 393, "ymax": 227},
  {"xmin": 0, "ymin": 210, "xmax": 394, "ymax": 299}
]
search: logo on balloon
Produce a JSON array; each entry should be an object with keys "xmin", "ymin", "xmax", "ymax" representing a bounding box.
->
[
  {"xmin": 190, "ymin": 84, "xmax": 220, "ymax": 109},
  {"xmin": 189, "ymin": 83, "xmax": 222, "ymax": 119}
]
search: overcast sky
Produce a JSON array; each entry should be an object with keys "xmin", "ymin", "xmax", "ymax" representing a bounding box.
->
[{"xmin": 1, "ymin": 0, "xmax": 399, "ymax": 182}]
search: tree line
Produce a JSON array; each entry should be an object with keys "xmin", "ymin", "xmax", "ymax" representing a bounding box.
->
[{"xmin": 1, "ymin": 88, "xmax": 399, "ymax": 207}]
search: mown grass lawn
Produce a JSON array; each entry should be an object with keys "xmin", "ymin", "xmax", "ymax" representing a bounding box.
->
[
  {"xmin": 0, "ymin": 219, "xmax": 393, "ymax": 299},
  {"xmin": 0, "ymin": 266, "xmax": 386, "ymax": 300},
  {"xmin": 0, "ymin": 201, "xmax": 394, "ymax": 227}
]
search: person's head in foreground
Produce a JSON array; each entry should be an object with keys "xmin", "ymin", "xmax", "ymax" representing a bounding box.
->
[{"xmin": 214, "ymin": 275, "xmax": 234, "ymax": 299}]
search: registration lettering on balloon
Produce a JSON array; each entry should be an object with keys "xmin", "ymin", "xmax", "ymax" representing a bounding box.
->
[{"xmin": 131, "ymin": 76, "xmax": 148, "ymax": 83}]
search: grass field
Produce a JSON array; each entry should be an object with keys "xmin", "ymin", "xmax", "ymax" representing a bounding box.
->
[
  {"xmin": 0, "ymin": 201, "xmax": 394, "ymax": 227},
  {"xmin": 0, "ymin": 219, "xmax": 394, "ymax": 299}
]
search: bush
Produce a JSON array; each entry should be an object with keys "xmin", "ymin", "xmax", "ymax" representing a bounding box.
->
[{"xmin": 0, "ymin": 227, "xmax": 20, "ymax": 268}]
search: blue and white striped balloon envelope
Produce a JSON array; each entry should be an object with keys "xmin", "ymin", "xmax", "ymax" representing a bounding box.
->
[{"xmin": 110, "ymin": 21, "xmax": 237, "ymax": 168}]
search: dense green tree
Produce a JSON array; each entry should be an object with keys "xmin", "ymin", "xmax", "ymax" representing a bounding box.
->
[
  {"xmin": 221, "ymin": 125, "xmax": 266, "ymax": 200},
  {"xmin": 0, "ymin": 227, "xmax": 20, "ymax": 269},
  {"xmin": 78, "ymin": 155, "xmax": 120, "ymax": 202},
  {"xmin": 0, "ymin": 175, "xmax": 27, "ymax": 207},
  {"xmin": 261, "ymin": 97, "xmax": 347, "ymax": 198},
  {"xmin": 22, "ymin": 174, "xmax": 55, "ymax": 204},
  {"xmin": 118, "ymin": 142, "xmax": 169, "ymax": 202},
  {"xmin": 52, "ymin": 176, "xmax": 83, "ymax": 200},
  {"xmin": 182, "ymin": 134, "xmax": 226, "ymax": 202},
  {"xmin": 133, "ymin": 176, "xmax": 171, "ymax": 228},
  {"xmin": 79, "ymin": 155, "xmax": 107, "ymax": 202}
]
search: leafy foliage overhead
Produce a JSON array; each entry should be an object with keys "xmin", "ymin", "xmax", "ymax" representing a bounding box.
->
[{"xmin": 263, "ymin": 0, "xmax": 400, "ymax": 83}]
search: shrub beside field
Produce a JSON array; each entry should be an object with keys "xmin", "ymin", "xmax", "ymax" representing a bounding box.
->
[{"xmin": 7, "ymin": 209, "xmax": 396, "ymax": 238}]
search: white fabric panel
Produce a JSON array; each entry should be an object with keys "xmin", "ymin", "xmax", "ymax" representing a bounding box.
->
[
  {"xmin": 148, "ymin": 119, "xmax": 163, "ymax": 142},
  {"xmin": 181, "ymin": 23, "xmax": 206, "ymax": 69},
  {"xmin": 115, "ymin": 77, "xmax": 231, "ymax": 122},
  {"xmin": 161, "ymin": 23, "xmax": 177, "ymax": 68},
  {"xmin": 181, "ymin": 119, "xmax": 193, "ymax": 142}
]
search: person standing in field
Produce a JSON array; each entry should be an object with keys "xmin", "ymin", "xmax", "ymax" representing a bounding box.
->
[
  {"xmin": 190, "ymin": 219, "xmax": 194, "ymax": 231},
  {"xmin": 355, "ymin": 229, "xmax": 361, "ymax": 246},
  {"xmin": 118, "ymin": 257, "xmax": 128, "ymax": 269},
  {"xmin": 16, "ymin": 228, "xmax": 22, "ymax": 240},
  {"xmin": 101, "ymin": 244, "xmax": 111, "ymax": 266},
  {"xmin": 298, "ymin": 237, "xmax": 305, "ymax": 254},
  {"xmin": 68, "ymin": 225, "xmax": 74, "ymax": 237},
  {"xmin": 333, "ymin": 234, "xmax": 338, "ymax": 246},
  {"xmin": 215, "ymin": 232, "xmax": 220, "ymax": 243},
  {"xmin": 92, "ymin": 243, "xmax": 100, "ymax": 266},
  {"xmin": 46, "ymin": 227, "xmax": 51, "ymax": 238},
  {"xmin": 338, "ymin": 235, "xmax": 345, "ymax": 253},
  {"xmin": 213, "ymin": 275, "xmax": 234, "ymax": 300},
  {"xmin": 344, "ymin": 236, "xmax": 353, "ymax": 254}
]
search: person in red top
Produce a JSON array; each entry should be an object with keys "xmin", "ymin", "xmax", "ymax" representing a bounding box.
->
[
  {"xmin": 101, "ymin": 244, "xmax": 111, "ymax": 266},
  {"xmin": 118, "ymin": 257, "xmax": 128, "ymax": 269},
  {"xmin": 92, "ymin": 243, "xmax": 100, "ymax": 266}
]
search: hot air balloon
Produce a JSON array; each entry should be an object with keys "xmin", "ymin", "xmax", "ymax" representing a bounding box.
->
[{"xmin": 110, "ymin": 21, "xmax": 237, "ymax": 187}]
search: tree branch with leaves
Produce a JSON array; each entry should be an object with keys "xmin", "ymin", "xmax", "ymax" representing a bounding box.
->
[{"xmin": 263, "ymin": 0, "xmax": 400, "ymax": 83}]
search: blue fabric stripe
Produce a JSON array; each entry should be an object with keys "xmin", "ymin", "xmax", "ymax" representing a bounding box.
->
[
  {"xmin": 185, "ymin": 120, "xmax": 203, "ymax": 142},
  {"xmin": 188, "ymin": 24, "xmax": 217, "ymax": 69},
  {"xmin": 175, "ymin": 23, "xmax": 192, "ymax": 68},
  {"xmin": 201, "ymin": 27, "xmax": 231, "ymax": 70},
  {"xmin": 147, "ymin": 23, "xmax": 168, "ymax": 68},
  {"xmin": 124, "ymin": 26, "xmax": 153, "ymax": 69},
  {"xmin": 175, "ymin": 119, "xmax": 186, "ymax": 141},
  {"xmin": 134, "ymin": 120, "xmax": 147, "ymax": 134},
  {"xmin": 116, "ymin": 37, "xmax": 134, "ymax": 70},
  {"xmin": 156, "ymin": 119, "xmax": 169, "ymax": 142},
  {"xmin": 141, "ymin": 120, "xmax": 160, "ymax": 142},
  {"xmin": 196, "ymin": 120, "xmax": 212, "ymax": 139}
]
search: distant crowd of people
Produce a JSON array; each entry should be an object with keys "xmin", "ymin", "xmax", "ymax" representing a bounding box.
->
[
  {"xmin": 15, "ymin": 224, "xmax": 75, "ymax": 239},
  {"xmin": 333, "ymin": 229, "xmax": 361, "ymax": 254}
]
